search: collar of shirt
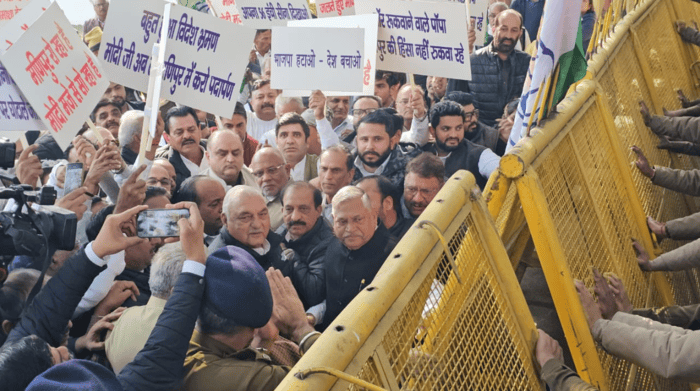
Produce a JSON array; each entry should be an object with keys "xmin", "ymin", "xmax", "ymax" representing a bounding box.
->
[
  {"xmin": 252, "ymin": 239, "xmax": 271, "ymax": 255},
  {"xmin": 180, "ymin": 146, "xmax": 209, "ymax": 176},
  {"xmin": 290, "ymin": 154, "xmax": 307, "ymax": 182},
  {"xmin": 354, "ymin": 154, "xmax": 391, "ymax": 177},
  {"xmin": 333, "ymin": 116, "xmax": 354, "ymax": 136}
]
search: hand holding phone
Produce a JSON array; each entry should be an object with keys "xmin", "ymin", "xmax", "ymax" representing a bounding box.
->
[
  {"xmin": 63, "ymin": 163, "xmax": 84, "ymax": 195},
  {"xmin": 136, "ymin": 208, "xmax": 190, "ymax": 238}
]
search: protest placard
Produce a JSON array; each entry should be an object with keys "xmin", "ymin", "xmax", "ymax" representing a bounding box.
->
[
  {"xmin": 236, "ymin": 0, "xmax": 310, "ymax": 28},
  {"xmin": 271, "ymin": 26, "xmax": 364, "ymax": 92},
  {"xmin": 355, "ymin": 0, "xmax": 471, "ymax": 80},
  {"xmin": 0, "ymin": 0, "xmax": 33, "ymax": 28},
  {"xmin": 208, "ymin": 0, "xmax": 243, "ymax": 24},
  {"xmin": 101, "ymin": 0, "xmax": 255, "ymax": 119},
  {"xmin": 0, "ymin": 0, "xmax": 48, "ymax": 131},
  {"xmin": 469, "ymin": 0, "xmax": 489, "ymax": 49},
  {"xmin": 316, "ymin": 0, "xmax": 355, "ymax": 18},
  {"xmin": 285, "ymin": 13, "xmax": 377, "ymax": 96},
  {"xmin": 1, "ymin": 2, "xmax": 109, "ymax": 148}
]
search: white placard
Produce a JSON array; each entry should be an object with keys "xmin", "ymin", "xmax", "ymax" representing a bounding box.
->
[
  {"xmin": 1, "ymin": 2, "xmax": 109, "ymax": 148},
  {"xmin": 271, "ymin": 26, "xmax": 364, "ymax": 93},
  {"xmin": 0, "ymin": 0, "xmax": 34, "ymax": 28},
  {"xmin": 100, "ymin": 0, "xmax": 256, "ymax": 119},
  {"xmin": 285, "ymin": 13, "xmax": 377, "ymax": 96},
  {"xmin": 208, "ymin": 0, "xmax": 243, "ymax": 23},
  {"xmin": 469, "ymin": 0, "xmax": 489, "ymax": 50},
  {"xmin": 236, "ymin": 0, "xmax": 310, "ymax": 28},
  {"xmin": 316, "ymin": 0, "xmax": 355, "ymax": 18},
  {"xmin": 0, "ymin": 0, "xmax": 48, "ymax": 131},
  {"xmin": 0, "ymin": 0, "xmax": 50, "ymax": 54},
  {"xmin": 355, "ymin": 0, "xmax": 471, "ymax": 80}
]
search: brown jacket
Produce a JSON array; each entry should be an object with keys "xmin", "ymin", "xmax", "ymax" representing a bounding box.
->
[
  {"xmin": 648, "ymin": 115, "xmax": 700, "ymax": 144},
  {"xmin": 649, "ymin": 237, "xmax": 700, "ymax": 271},
  {"xmin": 183, "ymin": 330, "xmax": 319, "ymax": 391},
  {"xmin": 665, "ymin": 211, "xmax": 700, "ymax": 240}
]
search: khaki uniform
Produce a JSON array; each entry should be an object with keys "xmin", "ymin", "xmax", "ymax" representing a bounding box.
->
[
  {"xmin": 592, "ymin": 311, "xmax": 700, "ymax": 382},
  {"xmin": 540, "ymin": 359, "xmax": 597, "ymax": 391},
  {"xmin": 183, "ymin": 330, "xmax": 319, "ymax": 391},
  {"xmin": 648, "ymin": 115, "xmax": 700, "ymax": 145}
]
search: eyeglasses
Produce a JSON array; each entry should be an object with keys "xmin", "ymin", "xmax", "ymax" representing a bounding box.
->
[
  {"xmin": 251, "ymin": 164, "xmax": 285, "ymax": 178},
  {"xmin": 464, "ymin": 109, "xmax": 478, "ymax": 119},
  {"xmin": 351, "ymin": 108, "xmax": 378, "ymax": 117},
  {"xmin": 405, "ymin": 186, "xmax": 439, "ymax": 198}
]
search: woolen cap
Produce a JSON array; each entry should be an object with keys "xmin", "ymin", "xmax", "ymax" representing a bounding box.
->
[
  {"xmin": 27, "ymin": 359, "xmax": 121, "ymax": 390},
  {"xmin": 204, "ymin": 246, "xmax": 273, "ymax": 328}
]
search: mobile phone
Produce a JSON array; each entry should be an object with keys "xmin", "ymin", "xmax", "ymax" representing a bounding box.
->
[
  {"xmin": 136, "ymin": 208, "xmax": 190, "ymax": 238},
  {"xmin": 63, "ymin": 163, "xmax": 83, "ymax": 195}
]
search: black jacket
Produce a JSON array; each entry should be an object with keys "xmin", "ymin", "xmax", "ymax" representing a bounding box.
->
[
  {"xmin": 423, "ymin": 139, "xmax": 490, "ymax": 189},
  {"xmin": 208, "ymin": 227, "xmax": 293, "ymax": 277},
  {"xmin": 282, "ymin": 217, "xmax": 335, "ymax": 308},
  {"xmin": 8, "ymin": 246, "xmax": 206, "ymax": 391},
  {"xmin": 465, "ymin": 122, "xmax": 500, "ymax": 154},
  {"xmin": 353, "ymin": 144, "xmax": 423, "ymax": 192},
  {"xmin": 321, "ymin": 224, "xmax": 398, "ymax": 330},
  {"xmin": 447, "ymin": 44, "xmax": 530, "ymax": 127},
  {"xmin": 388, "ymin": 215, "xmax": 415, "ymax": 240}
]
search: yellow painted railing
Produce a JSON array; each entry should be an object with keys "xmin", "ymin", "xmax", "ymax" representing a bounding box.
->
[
  {"xmin": 276, "ymin": 172, "xmax": 542, "ymax": 390},
  {"xmin": 276, "ymin": 0, "xmax": 700, "ymax": 389}
]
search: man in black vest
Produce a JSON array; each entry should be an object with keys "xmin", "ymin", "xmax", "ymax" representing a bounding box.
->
[
  {"xmin": 319, "ymin": 186, "xmax": 398, "ymax": 330},
  {"xmin": 423, "ymin": 101, "xmax": 501, "ymax": 189}
]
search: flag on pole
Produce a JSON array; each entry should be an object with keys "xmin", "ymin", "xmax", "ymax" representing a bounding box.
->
[{"xmin": 506, "ymin": 0, "xmax": 588, "ymax": 151}]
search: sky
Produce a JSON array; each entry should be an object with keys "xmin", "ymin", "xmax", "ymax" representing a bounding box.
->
[{"xmin": 54, "ymin": 0, "xmax": 95, "ymax": 25}]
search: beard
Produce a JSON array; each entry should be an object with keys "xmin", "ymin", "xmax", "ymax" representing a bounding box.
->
[
  {"xmin": 111, "ymin": 96, "xmax": 126, "ymax": 109},
  {"xmin": 359, "ymin": 148, "xmax": 392, "ymax": 168},
  {"xmin": 436, "ymin": 137, "xmax": 461, "ymax": 153},
  {"xmin": 495, "ymin": 38, "xmax": 516, "ymax": 53}
]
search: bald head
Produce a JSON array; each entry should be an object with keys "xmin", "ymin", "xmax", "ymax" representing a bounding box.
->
[{"xmin": 206, "ymin": 131, "xmax": 244, "ymax": 185}]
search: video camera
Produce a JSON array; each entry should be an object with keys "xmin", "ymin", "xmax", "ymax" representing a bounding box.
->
[{"xmin": 0, "ymin": 185, "xmax": 77, "ymax": 257}]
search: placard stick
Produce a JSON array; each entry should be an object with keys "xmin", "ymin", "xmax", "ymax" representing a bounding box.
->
[
  {"xmin": 135, "ymin": 0, "xmax": 176, "ymax": 178},
  {"xmin": 85, "ymin": 118, "xmax": 104, "ymax": 144},
  {"xmin": 206, "ymin": 0, "xmax": 228, "ymax": 131}
]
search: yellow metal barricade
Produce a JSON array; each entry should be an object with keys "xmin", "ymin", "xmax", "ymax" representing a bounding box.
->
[
  {"xmin": 485, "ymin": 0, "xmax": 700, "ymax": 389},
  {"xmin": 275, "ymin": 172, "xmax": 541, "ymax": 390}
]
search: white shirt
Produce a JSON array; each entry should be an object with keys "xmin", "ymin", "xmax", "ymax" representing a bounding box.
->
[
  {"xmin": 252, "ymin": 239, "xmax": 271, "ymax": 256},
  {"xmin": 246, "ymin": 111, "xmax": 278, "ymax": 142},
  {"xmin": 332, "ymin": 115, "xmax": 354, "ymax": 139},
  {"xmin": 400, "ymin": 115, "xmax": 430, "ymax": 146},
  {"xmin": 181, "ymin": 146, "xmax": 210, "ymax": 176},
  {"xmin": 290, "ymin": 154, "xmax": 307, "ymax": 182},
  {"xmin": 354, "ymin": 154, "xmax": 391, "ymax": 178},
  {"xmin": 259, "ymin": 117, "xmax": 340, "ymax": 150}
]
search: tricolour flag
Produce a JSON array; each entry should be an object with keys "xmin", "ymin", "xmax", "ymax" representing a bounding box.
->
[{"xmin": 507, "ymin": 0, "xmax": 588, "ymax": 151}]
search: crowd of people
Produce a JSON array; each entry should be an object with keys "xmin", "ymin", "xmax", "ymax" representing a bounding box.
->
[{"xmin": 17, "ymin": 0, "xmax": 700, "ymax": 389}]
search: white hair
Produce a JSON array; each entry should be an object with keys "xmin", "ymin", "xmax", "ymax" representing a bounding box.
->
[
  {"xmin": 332, "ymin": 186, "xmax": 372, "ymax": 217},
  {"xmin": 149, "ymin": 243, "xmax": 188, "ymax": 298},
  {"xmin": 222, "ymin": 185, "xmax": 264, "ymax": 220},
  {"xmin": 118, "ymin": 110, "xmax": 144, "ymax": 148},
  {"xmin": 275, "ymin": 95, "xmax": 304, "ymax": 115}
]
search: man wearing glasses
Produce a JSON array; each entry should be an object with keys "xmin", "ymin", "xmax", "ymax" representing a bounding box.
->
[
  {"xmin": 249, "ymin": 147, "xmax": 292, "ymax": 231},
  {"xmin": 83, "ymin": 0, "xmax": 109, "ymax": 42}
]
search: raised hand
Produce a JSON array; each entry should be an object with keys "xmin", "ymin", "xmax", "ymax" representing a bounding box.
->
[
  {"xmin": 92, "ymin": 204, "xmax": 149, "ymax": 259},
  {"xmin": 114, "ymin": 164, "xmax": 147, "ymax": 214},
  {"xmin": 55, "ymin": 187, "xmax": 90, "ymax": 221},
  {"xmin": 15, "ymin": 144, "xmax": 43, "ymax": 187},
  {"xmin": 631, "ymin": 145, "xmax": 655, "ymax": 179}
]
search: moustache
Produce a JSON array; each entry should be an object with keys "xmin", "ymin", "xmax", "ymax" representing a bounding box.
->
[
  {"xmin": 182, "ymin": 138, "xmax": 196, "ymax": 145},
  {"xmin": 288, "ymin": 220, "xmax": 306, "ymax": 228},
  {"xmin": 500, "ymin": 38, "xmax": 515, "ymax": 44},
  {"xmin": 361, "ymin": 151, "xmax": 380, "ymax": 158},
  {"xmin": 106, "ymin": 120, "xmax": 120, "ymax": 129},
  {"xmin": 261, "ymin": 103, "xmax": 275, "ymax": 109}
]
